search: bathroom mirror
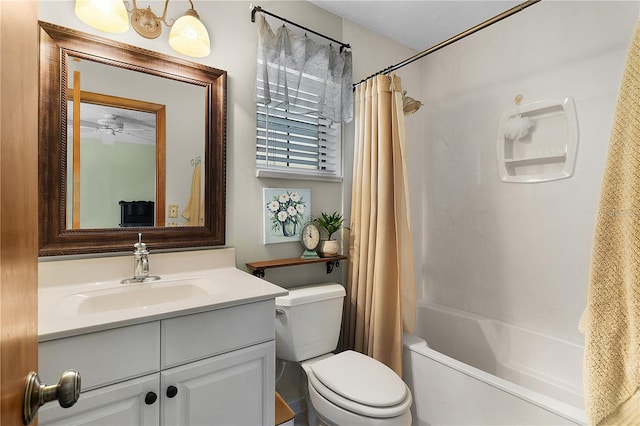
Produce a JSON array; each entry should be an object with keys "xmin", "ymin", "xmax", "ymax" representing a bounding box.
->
[{"xmin": 38, "ymin": 22, "xmax": 226, "ymax": 256}]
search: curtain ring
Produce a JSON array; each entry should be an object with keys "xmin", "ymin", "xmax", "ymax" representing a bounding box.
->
[{"xmin": 389, "ymin": 72, "xmax": 398, "ymax": 92}]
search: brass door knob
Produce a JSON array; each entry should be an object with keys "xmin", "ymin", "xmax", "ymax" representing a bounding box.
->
[{"xmin": 23, "ymin": 370, "xmax": 81, "ymax": 425}]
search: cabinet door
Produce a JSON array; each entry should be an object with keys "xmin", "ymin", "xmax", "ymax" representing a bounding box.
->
[
  {"xmin": 161, "ymin": 341, "xmax": 275, "ymax": 426},
  {"xmin": 40, "ymin": 321, "xmax": 160, "ymax": 392},
  {"xmin": 38, "ymin": 374, "xmax": 160, "ymax": 426}
]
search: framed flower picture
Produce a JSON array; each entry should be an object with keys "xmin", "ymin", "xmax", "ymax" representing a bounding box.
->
[{"xmin": 263, "ymin": 188, "xmax": 311, "ymax": 244}]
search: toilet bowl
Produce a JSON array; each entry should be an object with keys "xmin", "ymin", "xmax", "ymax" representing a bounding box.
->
[
  {"xmin": 301, "ymin": 351, "xmax": 412, "ymax": 425},
  {"xmin": 275, "ymin": 283, "xmax": 413, "ymax": 425}
]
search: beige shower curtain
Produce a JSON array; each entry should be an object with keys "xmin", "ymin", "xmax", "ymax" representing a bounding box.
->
[{"xmin": 344, "ymin": 73, "xmax": 416, "ymax": 376}]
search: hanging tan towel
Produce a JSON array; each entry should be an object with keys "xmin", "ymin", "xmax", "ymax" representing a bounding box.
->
[
  {"xmin": 583, "ymin": 21, "xmax": 640, "ymax": 426},
  {"xmin": 181, "ymin": 162, "xmax": 203, "ymax": 226}
]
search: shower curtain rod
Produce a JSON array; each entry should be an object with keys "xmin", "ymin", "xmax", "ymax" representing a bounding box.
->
[
  {"xmin": 353, "ymin": 0, "xmax": 541, "ymax": 88},
  {"xmin": 250, "ymin": 4, "xmax": 351, "ymax": 50}
]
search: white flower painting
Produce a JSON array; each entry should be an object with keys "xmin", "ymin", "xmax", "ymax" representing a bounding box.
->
[{"xmin": 263, "ymin": 188, "xmax": 311, "ymax": 244}]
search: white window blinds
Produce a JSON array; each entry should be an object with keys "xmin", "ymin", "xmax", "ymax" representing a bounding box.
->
[
  {"xmin": 256, "ymin": 85, "xmax": 341, "ymax": 175},
  {"xmin": 255, "ymin": 14, "xmax": 352, "ymax": 180}
]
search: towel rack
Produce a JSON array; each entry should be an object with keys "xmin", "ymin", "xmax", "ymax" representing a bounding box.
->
[{"xmin": 190, "ymin": 156, "xmax": 201, "ymax": 166}]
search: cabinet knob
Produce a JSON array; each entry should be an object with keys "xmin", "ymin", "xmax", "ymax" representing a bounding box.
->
[
  {"xmin": 144, "ymin": 392, "xmax": 157, "ymax": 405},
  {"xmin": 166, "ymin": 385, "xmax": 178, "ymax": 398}
]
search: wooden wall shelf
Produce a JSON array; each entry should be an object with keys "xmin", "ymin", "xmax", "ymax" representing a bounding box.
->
[{"xmin": 246, "ymin": 255, "xmax": 347, "ymax": 278}]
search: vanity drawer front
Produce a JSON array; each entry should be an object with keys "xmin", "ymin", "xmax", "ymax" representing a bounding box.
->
[
  {"xmin": 161, "ymin": 300, "xmax": 274, "ymax": 368},
  {"xmin": 39, "ymin": 322, "xmax": 160, "ymax": 391}
]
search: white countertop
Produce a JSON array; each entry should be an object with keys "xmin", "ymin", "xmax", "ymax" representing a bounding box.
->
[{"xmin": 38, "ymin": 248, "xmax": 287, "ymax": 341}]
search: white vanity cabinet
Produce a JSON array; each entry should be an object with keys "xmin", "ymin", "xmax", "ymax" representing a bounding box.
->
[
  {"xmin": 161, "ymin": 342, "xmax": 273, "ymax": 425},
  {"xmin": 38, "ymin": 300, "xmax": 276, "ymax": 426},
  {"xmin": 38, "ymin": 374, "xmax": 161, "ymax": 425}
]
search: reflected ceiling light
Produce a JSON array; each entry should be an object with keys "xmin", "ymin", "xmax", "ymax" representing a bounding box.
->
[
  {"xmin": 402, "ymin": 91, "xmax": 423, "ymax": 116},
  {"xmin": 74, "ymin": 0, "xmax": 211, "ymax": 58}
]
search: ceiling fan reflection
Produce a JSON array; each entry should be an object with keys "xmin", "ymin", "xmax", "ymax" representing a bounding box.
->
[{"xmin": 72, "ymin": 113, "xmax": 155, "ymax": 145}]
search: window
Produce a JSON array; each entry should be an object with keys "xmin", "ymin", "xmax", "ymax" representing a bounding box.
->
[
  {"xmin": 254, "ymin": 14, "xmax": 352, "ymax": 182},
  {"xmin": 256, "ymin": 76, "xmax": 341, "ymax": 181}
]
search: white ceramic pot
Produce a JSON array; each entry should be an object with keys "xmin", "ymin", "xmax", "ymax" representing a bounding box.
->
[{"xmin": 318, "ymin": 239, "xmax": 339, "ymax": 257}]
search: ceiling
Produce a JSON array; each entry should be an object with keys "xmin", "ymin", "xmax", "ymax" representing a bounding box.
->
[{"xmin": 309, "ymin": 1, "xmax": 527, "ymax": 51}]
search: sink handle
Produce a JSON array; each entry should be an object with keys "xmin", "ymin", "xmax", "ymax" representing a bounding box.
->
[{"xmin": 23, "ymin": 370, "xmax": 81, "ymax": 425}]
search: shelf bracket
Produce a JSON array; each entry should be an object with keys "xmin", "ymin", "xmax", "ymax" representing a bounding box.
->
[
  {"xmin": 252, "ymin": 268, "xmax": 265, "ymax": 278},
  {"xmin": 326, "ymin": 259, "xmax": 341, "ymax": 274}
]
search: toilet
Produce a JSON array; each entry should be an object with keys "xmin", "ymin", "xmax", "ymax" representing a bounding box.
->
[{"xmin": 275, "ymin": 283, "xmax": 412, "ymax": 425}]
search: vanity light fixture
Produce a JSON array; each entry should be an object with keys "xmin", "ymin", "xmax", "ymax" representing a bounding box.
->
[
  {"xmin": 75, "ymin": 0, "xmax": 129, "ymax": 33},
  {"xmin": 74, "ymin": 0, "xmax": 211, "ymax": 58}
]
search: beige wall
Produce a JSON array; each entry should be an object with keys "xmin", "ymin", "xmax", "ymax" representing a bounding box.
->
[{"xmin": 38, "ymin": 1, "xmax": 421, "ymax": 289}]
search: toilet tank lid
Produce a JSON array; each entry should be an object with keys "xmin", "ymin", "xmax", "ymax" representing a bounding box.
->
[{"xmin": 275, "ymin": 283, "xmax": 345, "ymax": 307}]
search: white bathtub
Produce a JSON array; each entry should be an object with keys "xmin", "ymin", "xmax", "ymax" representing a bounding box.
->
[{"xmin": 403, "ymin": 300, "xmax": 586, "ymax": 425}]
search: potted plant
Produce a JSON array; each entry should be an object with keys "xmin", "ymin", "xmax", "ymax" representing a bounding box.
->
[{"xmin": 315, "ymin": 211, "xmax": 349, "ymax": 257}]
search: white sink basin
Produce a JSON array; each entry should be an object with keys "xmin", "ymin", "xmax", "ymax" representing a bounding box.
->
[{"xmin": 55, "ymin": 278, "xmax": 222, "ymax": 316}]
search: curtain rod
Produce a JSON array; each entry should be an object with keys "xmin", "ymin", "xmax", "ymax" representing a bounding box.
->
[
  {"xmin": 354, "ymin": 0, "xmax": 541, "ymax": 88},
  {"xmin": 250, "ymin": 4, "xmax": 351, "ymax": 51}
]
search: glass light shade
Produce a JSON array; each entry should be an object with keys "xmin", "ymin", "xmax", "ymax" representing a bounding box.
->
[
  {"xmin": 75, "ymin": 0, "xmax": 129, "ymax": 33},
  {"xmin": 168, "ymin": 10, "xmax": 211, "ymax": 58}
]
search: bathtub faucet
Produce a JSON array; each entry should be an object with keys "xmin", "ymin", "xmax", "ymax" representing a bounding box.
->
[{"xmin": 121, "ymin": 233, "xmax": 161, "ymax": 284}]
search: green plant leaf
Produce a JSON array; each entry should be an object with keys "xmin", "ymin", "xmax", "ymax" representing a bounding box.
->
[{"xmin": 316, "ymin": 210, "xmax": 349, "ymax": 240}]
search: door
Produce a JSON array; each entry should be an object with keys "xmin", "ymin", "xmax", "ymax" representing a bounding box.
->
[
  {"xmin": 0, "ymin": 1, "xmax": 40, "ymax": 425},
  {"xmin": 161, "ymin": 342, "xmax": 275, "ymax": 426}
]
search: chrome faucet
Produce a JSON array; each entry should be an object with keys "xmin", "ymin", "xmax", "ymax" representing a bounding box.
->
[{"xmin": 121, "ymin": 233, "xmax": 161, "ymax": 284}]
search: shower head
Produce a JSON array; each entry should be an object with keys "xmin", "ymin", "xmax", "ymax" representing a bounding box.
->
[{"xmin": 402, "ymin": 91, "xmax": 423, "ymax": 116}]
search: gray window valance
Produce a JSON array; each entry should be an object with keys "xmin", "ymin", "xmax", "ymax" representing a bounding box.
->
[{"xmin": 255, "ymin": 14, "xmax": 353, "ymax": 124}]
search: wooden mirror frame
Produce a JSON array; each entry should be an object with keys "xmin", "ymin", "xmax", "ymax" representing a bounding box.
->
[{"xmin": 38, "ymin": 22, "xmax": 226, "ymax": 256}]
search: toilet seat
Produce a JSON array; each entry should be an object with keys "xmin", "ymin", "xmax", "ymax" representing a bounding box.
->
[
  {"xmin": 307, "ymin": 378, "xmax": 413, "ymax": 426},
  {"xmin": 306, "ymin": 351, "xmax": 412, "ymax": 418}
]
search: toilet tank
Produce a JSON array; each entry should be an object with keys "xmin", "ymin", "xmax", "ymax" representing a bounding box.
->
[{"xmin": 275, "ymin": 283, "xmax": 346, "ymax": 362}]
